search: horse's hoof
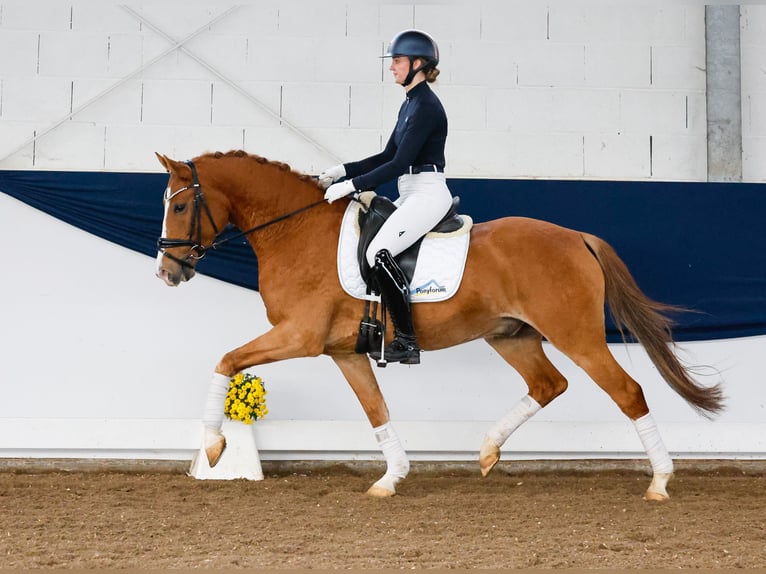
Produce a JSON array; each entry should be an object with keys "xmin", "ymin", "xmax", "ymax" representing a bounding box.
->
[
  {"xmin": 204, "ymin": 428, "xmax": 227, "ymax": 468},
  {"xmin": 643, "ymin": 489, "xmax": 670, "ymax": 502},
  {"xmin": 643, "ymin": 472, "xmax": 672, "ymax": 501},
  {"xmin": 479, "ymin": 437, "xmax": 500, "ymax": 477},
  {"xmin": 366, "ymin": 473, "xmax": 401, "ymax": 497},
  {"xmin": 366, "ymin": 485, "xmax": 396, "ymax": 497}
]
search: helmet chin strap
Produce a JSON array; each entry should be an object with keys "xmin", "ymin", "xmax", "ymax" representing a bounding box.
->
[{"xmin": 403, "ymin": 57, "xmax": 429, "ymax": 87}]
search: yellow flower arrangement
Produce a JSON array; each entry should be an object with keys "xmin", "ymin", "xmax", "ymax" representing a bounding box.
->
[{"xmin": 224, "ymin": 372, "xmax": 268, "ymax": 424}]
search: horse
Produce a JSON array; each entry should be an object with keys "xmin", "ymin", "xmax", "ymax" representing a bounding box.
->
[{"xmin": 154, "ymin": 149, "xmax": 724, "ymax": 501}]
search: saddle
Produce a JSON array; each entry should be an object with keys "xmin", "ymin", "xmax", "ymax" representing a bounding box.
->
[
  {"xmin": 355, "ymin": 194, "xmax": 464, "ymax": 286},
  {"xmin": 353, "ymin": 193, "xmax": 465, "ymax": 358}
]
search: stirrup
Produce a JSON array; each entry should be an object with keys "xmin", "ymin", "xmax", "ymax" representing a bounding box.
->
[{"xmin": 370, "ymin": 337, "xmax": 421, "ymax": 366}]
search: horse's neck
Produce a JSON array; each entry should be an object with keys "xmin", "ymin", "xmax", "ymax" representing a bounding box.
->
[
  {"xmin": 225, "ymin": 166, "xmax": 327, "ymax": 252},
  {"xmin": 224, "ymin": 167, "xmax": 311, "ymax": 222}
]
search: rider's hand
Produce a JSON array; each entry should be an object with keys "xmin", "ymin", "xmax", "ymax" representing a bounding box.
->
[
  {"xmin": 318, "ymin": 164, "xmax": 346, "ymax": 189},
  {"xmin": 324, "ymin": 180, "xmax": 356, "ymax": 203}
]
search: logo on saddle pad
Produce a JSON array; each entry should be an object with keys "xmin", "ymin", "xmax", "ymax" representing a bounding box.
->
[
  {"xmin": 336, "ymin": 194, "xmax": 472, "ymax": 303},
  {"xmin": 411, "ymin": 279, "xmax": 448, "ymax": 297}
]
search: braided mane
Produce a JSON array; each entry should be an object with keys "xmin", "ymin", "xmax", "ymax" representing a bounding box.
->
[{"xmin": 200, "ymin": 149, "xmax": 322, "ymax": 189}]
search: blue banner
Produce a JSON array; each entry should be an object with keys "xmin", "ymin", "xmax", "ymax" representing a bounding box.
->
[{"xmin": 1, "ymin": 169, "xmax": 764, "ymax": 342}]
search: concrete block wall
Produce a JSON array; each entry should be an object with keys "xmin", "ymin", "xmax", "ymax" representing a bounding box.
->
[{"xmin": 0, "ymin": 1, "xmax": 763, "ymax": 181}]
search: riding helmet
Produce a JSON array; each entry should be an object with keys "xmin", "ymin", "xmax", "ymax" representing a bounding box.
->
[{"xmin": 383, "ymin": 29, "xmax": 439, "ymax": 68}]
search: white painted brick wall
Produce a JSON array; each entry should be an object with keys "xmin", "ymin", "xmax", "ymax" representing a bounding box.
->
[
  {"xmin": 480, "ymin": 4, "xmax": 548, "ymax": 43},
  {"xmin": 314, "ymin": 37, "xmax": 383, "ymax": 84},
  {"xmin": 0, "ymin": 30, "xmax": 38, "ymax": 77},
  {"xmin": 742, "ymin": 137, "xmax": 766, "ymax": 181},
  {"xmin": 1, "ymin": 1, "xmax": 71, "ymax": 31},
  {"xmin": 141, "ymin": 79, "xmax": 211, "ymax": 126},
  {"xmin": 2, "ymin": 77, "xmax": 71, "ymax": 122},
  {"xmin": 651, "ymin": 45, "xmax": 706, "ymax": 91},
  {"xmin": 281, "ymin": 83, "xmax": 349, "ymax": 128},
  {"xmin": 244, "ymin": 35, "xmax": 317, "ymax": 82},
  {"xmin": 0, "ymin": 121, "xmax": 34, "ymax": 168},
  {"xmin": 71, "ymin": 4, "xmax": 139, "ymax": 34},
  {"xmin": 105, "ymin": 33, "xmax": 144, "ymax": 78},
  {"xmin": 183, "ymin": 33, "xmax": 249, "ymax": 82},
  {"xmin": 619, "ymin": 90, "xmax": 705, "ymax": 135},
  {"xmin": 72, "ymin": 78, "xmax": 142, "ymax": 124},
  {"xmin": 413, "ymin": 4, "xmax": 481, "ymax": 43},
  {"xmin": 171, "ymin": 125, "xmax": 245, "ymax": 160},
  {"xmin": 584, "ymin": 133, "xmax": 649, "ymax": 180},
  {"xmin": 0, "ymin": 1, "xmax": 762, "ymax": 182},
  {"xmin": 105, "ymin": 124, "xmax": 176, "ymax": 171},
  {"xmin": 741, "ymin": 5, "xmax": 766, "ymax": 182},
  {"xmin": 436, "ymin": 85, "xmax": 486, "ymax": 131},
  {"xmin": 211, "ymin": 81, "xmax": 281, "ymax": 128},
  {"xmin": 213, "ymin": 4, "xmax": 279, "ymax": 36},
  {"xmin": 584, "ymin": 43, "xmax": 650, "ymax": 88},
  {"xmin": 446, "ymin": 41, "xmax": 518, "ymax": 87},
  {"xmin": 34, "ymin": 122, "xmax": 106, "ymax": 169},
  {"xmin": 651, "ymin": 134, "xmax": 707, "ymax": 180},
  {"xmin": 38, "ymin": 32, "xmax": 109, "ymax": 78},
  {"xmin": 349, "ymin": 84, "xmax": 383, "ymax": 129},
  {"xmin": 140, "ymin": 35, "xmax": 212, "ymax": 81},
  {"xmin": 517, "ymin": 43, "xmax": 586, "ymax": 87}
]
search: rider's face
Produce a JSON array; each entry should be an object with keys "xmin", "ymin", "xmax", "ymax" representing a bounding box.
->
[{"xmin": 390, "ymin": 56, "xmax": 419, "ymax": 85}]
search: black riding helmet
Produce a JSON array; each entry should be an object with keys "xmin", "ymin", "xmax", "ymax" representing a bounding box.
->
[{"xmin": 382, "ymin": 29, "xmax": 439, "ymax": 86}]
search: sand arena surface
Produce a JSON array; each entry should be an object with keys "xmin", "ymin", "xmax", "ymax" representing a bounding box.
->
[{"xmin": 0, "ymin": 459, "xmax": 764, "ymax": 569}]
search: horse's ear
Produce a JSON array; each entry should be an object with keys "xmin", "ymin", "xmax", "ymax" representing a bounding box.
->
[
  {"xmin": 155, "ymin": 152, "xmax": 172, "ymax": 172},
  {"xmin": 155, "ymin": 152, "xmax": 189, "ymax": 176}
]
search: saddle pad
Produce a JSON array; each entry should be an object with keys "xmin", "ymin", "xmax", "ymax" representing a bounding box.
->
[{"xmin": 337, "ymin": 199, "xmax": 472, "ymax": 303}]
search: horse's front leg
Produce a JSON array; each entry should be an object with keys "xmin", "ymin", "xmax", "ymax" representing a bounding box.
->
[
  {"xmin": 199, "ymin": 322, "xmax": 327, "ymax": 467},
  {"xmin": 333, "ymin": 353, "xmax": 410, "ymax": 497}
]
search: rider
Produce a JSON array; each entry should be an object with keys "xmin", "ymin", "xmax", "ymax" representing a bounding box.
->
[{"xmin": 319, "ymin": 29, "xmax": 453, "ymax": 365}]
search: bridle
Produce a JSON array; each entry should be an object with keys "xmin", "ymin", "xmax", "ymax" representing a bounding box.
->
[{"xmin": 157, "ymin": 160, "xmax": 325, "ymax": 269}]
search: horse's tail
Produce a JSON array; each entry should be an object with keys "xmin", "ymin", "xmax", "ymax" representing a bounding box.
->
[{"xmin": 581, "ymin": 233, "xmax": 725, "ymax": 419}]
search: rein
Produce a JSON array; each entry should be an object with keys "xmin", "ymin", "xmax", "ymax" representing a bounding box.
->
[{"xmin": 157, "ymin": 160, "xmax": 325, "ymax": 268}]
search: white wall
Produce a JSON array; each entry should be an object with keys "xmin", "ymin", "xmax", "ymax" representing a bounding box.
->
[
  {"xmin": 1, "ymin": 193, "xmax": 763, "ymax": 461},
  {"xmin": 0, "ymin": 1, "xmax": 763, "ymax": 181}
]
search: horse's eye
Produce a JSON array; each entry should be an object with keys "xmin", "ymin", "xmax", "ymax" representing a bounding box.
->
[{"xmin": 173, "ymin": 203, "xmax": 187, "ymax": 214}]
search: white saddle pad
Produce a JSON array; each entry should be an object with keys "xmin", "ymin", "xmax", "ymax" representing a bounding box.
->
[{"xmin": 337, "ymin": 193, "xmax": 472, "ymax": 303}]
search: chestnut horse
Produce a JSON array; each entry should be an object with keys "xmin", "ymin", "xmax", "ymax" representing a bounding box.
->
[{"xmin": 155, "ymin": 150, "xmax": 723, "ymax": 500}]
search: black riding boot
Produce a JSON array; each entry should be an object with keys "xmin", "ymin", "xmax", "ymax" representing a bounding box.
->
[{"xmin": 369, "ymin": 249, "xmax": 421, "ymax": 365}]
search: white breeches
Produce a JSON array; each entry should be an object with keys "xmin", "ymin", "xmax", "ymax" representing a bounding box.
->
[{"xmin": 365, "ymin": 172, "xmax": 453, "ymax": 267}]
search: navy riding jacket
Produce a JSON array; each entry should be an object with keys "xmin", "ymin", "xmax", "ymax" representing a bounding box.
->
[{"xmin": 344, "ymin": 81, "xmax": 447, "ymax": 191}]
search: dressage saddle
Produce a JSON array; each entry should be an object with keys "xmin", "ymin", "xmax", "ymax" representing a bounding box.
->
[{"xmin": 355, "ymin": 194, "xmax": 464, "ymax": 287}]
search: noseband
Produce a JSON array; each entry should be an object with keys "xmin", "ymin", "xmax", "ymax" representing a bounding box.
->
[{"xmin": 157, "ymin": 160, "xmax": 326, "ymax": 269}]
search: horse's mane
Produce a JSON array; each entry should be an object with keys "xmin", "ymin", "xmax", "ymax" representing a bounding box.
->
[{"xmin": 200, "ymin": 149, "xmax": 322, "ymax": 189}]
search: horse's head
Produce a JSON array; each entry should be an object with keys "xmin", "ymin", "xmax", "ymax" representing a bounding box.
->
[{"xmin": 154, "ymin": 153, "xmax": 230, "ymax": 286}]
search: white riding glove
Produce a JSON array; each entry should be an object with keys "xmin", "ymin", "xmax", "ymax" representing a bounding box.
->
[
  {"xmin": 318, "ymin": 164, "xmax": 346, "ymax": 189},
  {"xmin": 324, "ymin": 179, "xmax": 356, "ymax": 203}
]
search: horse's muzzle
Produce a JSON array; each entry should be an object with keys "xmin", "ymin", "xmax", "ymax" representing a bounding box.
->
[{"xmin": 156, "ymin": 253, "xmax": 197, "ymax": 286}]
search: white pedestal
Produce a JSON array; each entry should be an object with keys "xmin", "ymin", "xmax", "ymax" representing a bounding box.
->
[{"xmin": 189, "ymin": 419, "xmax": 264, "ymax": 480}]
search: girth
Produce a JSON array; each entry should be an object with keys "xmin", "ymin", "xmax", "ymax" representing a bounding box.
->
[{"xmin": 356, "ymin": 195, "xmax": 463, "ymax": 285}]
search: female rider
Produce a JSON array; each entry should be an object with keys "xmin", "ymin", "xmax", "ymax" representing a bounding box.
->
[{"xmin": 319, "ymin": 29, "xmax": 453, "ymax": 365}]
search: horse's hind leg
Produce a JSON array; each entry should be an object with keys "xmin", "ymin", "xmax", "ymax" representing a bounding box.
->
[
  {"xmin": 555, "ymin": 336, "xmax": 674, "ymax": 501},
  {"xmin": 332, "ymin": 353, "xmax": 409, "ymax": 497},
  {"xmin": 582, "ymin": 349, "xmax": 673, "ymax": 500},
  {"xmin": 481, "ymin": 327, "xmax": 568, "ymax": 477}
]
